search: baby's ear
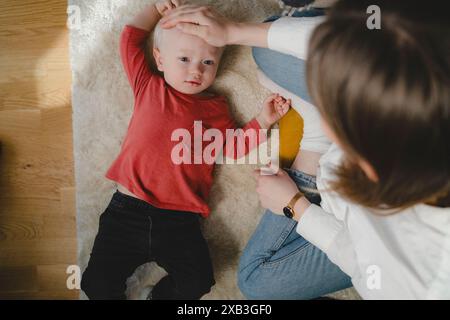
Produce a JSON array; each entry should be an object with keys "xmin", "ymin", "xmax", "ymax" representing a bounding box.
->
[{"xmin": 153, "ymin": 48, "xmax": 164, "ymax": 72}]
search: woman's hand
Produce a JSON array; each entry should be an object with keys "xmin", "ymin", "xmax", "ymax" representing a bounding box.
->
[
  {"xmin": 256, "ymin": 94, "xmax": 291, "ymax": 129},
  {"xmin": 155, "ymin": 0, "xmax": 182, "ymax": 17},
  {"xmin": 159, "ymin": 4, "xmax": 236, "ymax": 47},
  {"xmin": 254, "ymin": 165, "xmax": 300, "ymax": 215}
]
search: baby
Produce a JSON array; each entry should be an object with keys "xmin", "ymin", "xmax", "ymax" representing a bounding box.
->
[{"xmin": 80, "ymin": 0, "xmax": 290, "ymax": 300}]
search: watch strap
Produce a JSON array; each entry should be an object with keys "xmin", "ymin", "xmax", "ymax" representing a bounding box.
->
[{"xmin": 288, "ymin": 192, "xmax": 304, "ymax": 210}]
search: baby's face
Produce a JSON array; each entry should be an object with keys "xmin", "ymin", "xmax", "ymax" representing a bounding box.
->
[{"xmin": 153, "ymin": 27, "xmax": 223, "ymax": 95}]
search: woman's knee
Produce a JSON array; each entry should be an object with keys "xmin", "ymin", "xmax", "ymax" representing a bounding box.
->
[
  {"xmin": 237, "ymin": 267, "xmax": 275, "ymax": 300},
  {"xmin": 252, "ymin": 47, "xmax": 311, "ymax": 103},
  {"xmin": 237, "ymin": 253, "xmax": 271, "ymax": 300},
  {"xmin": 252, "ymin": 46, "xmax": 274, "ymax": 70}
]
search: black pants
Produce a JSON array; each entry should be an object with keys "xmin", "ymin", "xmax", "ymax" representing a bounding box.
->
[{"xmin": 81, "ymin": 191, "xmax": 215, "ymax": 300}]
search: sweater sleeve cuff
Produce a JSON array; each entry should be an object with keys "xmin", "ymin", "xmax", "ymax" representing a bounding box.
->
[
  {"xmin": 267, "ymin": 16, "xmax": 325, "ymax": 60},
  {"xmin": 296, "ymin": 204, "xmax": 343, "ymax": 253},
  {"xmin": 247, "ymin": 118, "xmax": 262, "ymax": 130},
  {"xmin": 247, "ymin": 118, "xmax": 268, "ymax": 145},
  {"xmin": 124, "ymin": 24, "xmax": 151, "ymax": 35}
]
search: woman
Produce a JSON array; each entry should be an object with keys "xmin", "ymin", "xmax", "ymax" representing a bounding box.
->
[{"xmin": 161, "ymin": 0, "xmax": 450, "ymax": 299}]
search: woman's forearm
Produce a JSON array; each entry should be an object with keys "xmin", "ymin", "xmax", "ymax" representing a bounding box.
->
[
  {"xmin": 227, "ymin": 22, "xmax": 272, "ymax": 48},
  {"xmin": 293, "ymin": 196, "xmax": 311, "ymax": 221},
  {"xmin": 291, "ymin": 150, "xmax": 322, "ymax": 176}
]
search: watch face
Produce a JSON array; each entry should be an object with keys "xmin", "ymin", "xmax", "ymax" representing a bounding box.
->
[{"xmin": 283, "ymin": 207, "xmax": 294, "ymax": 219}]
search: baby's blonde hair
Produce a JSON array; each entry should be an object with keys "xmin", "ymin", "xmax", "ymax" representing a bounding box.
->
[{"xmin": 153, "ymin": 20, "xmax": 163, "ymax": 49}]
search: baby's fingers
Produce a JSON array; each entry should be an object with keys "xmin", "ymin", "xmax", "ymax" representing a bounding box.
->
[
  {"xmin": 166, "ymin": 1, "xmax": 176, "ymax": 10},
  {"xmin": 264, "ymin": 93, "xmax": 279, "ymax": 104},
  {"xmin": 172, "ymin": 0, "xmax": 182, "ymax": 6},
  {"xmin": 275, "ymin": 96, "xmax": 283, "ymax": 102},
  {"xmin": 274, "ymin": 99, "xmax": 287, "ymax": 109},
  {"xmin": 279, "ymin": 101, "xmax": 291, "ymax": 116}
]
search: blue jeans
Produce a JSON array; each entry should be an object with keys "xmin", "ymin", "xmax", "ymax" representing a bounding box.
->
[
  {"xmin": 238, "ymin": 169, "xmax": 351, "ymax": 299},
  {"xmin": 238, "ymin": 10, "xmax": 352, "ymax": 299},
  {"xmin": 252, "ymin": 9, "xmax": 326, "ymax": 103}
]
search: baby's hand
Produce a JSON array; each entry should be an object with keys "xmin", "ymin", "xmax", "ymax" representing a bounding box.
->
[
  {"xmin": 155, "ymin": 0, "xmax": 182, "ymax": 16},
  {"xmin": 256, "ymin": 94, "xmax": 291, "ymax": 129}
]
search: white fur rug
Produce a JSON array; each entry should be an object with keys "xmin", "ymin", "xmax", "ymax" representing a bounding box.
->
[{"xmin": 69, "ymin": 0, "xmax": 358, "ymax": 300}]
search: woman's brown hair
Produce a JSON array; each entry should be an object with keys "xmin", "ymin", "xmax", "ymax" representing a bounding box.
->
[{"xmin": 307, "ymin": 0, "xmax": 450, "ymax": 210}]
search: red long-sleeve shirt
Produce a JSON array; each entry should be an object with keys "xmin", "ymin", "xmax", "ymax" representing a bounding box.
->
[{"xmin": 106, "ymin": 25, "xmax": 266, "ymax": 217}]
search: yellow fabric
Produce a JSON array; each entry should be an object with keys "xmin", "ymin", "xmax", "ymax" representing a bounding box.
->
[{"xmin": 279, "ymin": 108, "xmax": 304, "ymax": 168}]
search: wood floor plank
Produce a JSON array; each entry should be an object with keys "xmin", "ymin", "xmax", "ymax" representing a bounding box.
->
[
  {"xmin": 0, "ymin": 238, "xmax": 77, "ymax": 267},
  {"xmin": 60, "ymin": 187, "xmax": 76, "ymax": 217},
  {"xmin": 0, "ymin": 290, "xmax": 79, "ymax": 300},
  {"xmin": 0, "ymin": 197, "xmax": 62, "ymax": 217},
  {"xmin": 37, "ymin": 264, "xmax": 77, "ymax": 292},
  {"xmin": 0, "ymin": 266, "xmax": 38, "ymax": 293},
  {"xmin": 0, "ymin": 0, "xmax": 67, "ymax": 27},
  {"xmin": 0, "ymin": 0, "xmax": 77, "ymax": 299},
  {"xmin": 0, "ymin": 108, "xmax": 74, "ymax": 198},
  {"xmin": 0, "ymin": 214, "xmax": 76, "ymax": 240}
]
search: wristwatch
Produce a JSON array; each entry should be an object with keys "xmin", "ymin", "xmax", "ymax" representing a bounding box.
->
[{"xmin": 283, "ymin": 192, "xmax": 304, "ymax": 219}]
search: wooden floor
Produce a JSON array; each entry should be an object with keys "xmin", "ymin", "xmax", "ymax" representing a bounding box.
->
[{"xmin": 0, "ymin": 0, "xmax": 78, "ymax": 299}]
